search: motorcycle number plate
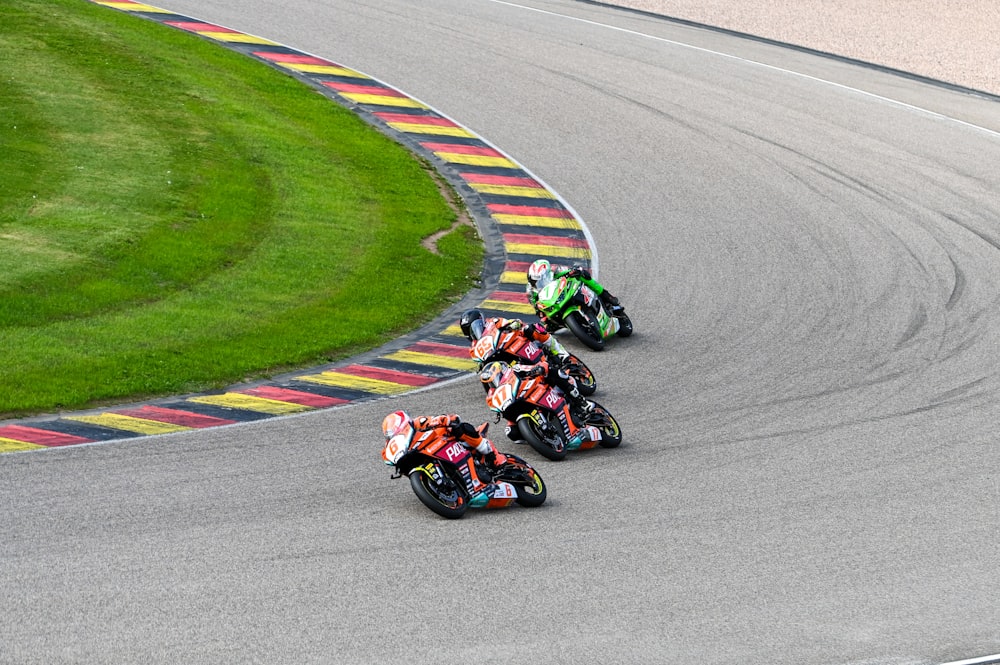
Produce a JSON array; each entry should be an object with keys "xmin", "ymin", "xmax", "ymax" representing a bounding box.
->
[
  {"xmin": 539, "ymin": 282, "xmax": 558, "ymax": 300},
  {"xmin": 472, "ymin": 336, "xmax": 493, "ymax": 359},
  {"xmin": 492, "ymin": 482, "xmax": 517, "ymax": 499},
  {"xmin": 489, "ymin": 384, "xmax": 515, "ymax": 410}
]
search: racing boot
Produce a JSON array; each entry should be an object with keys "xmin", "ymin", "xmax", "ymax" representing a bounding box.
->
[
  {"xmin": 566, "ymin": 385, "xmax": 595, "ymax": 424},
  {"xmin": 600, "ymin": 291, "xmax": 624, "ymax": 316},
  {"xmin": 559, "ymin": 369, "xmax": 593, "ymax": 416},
  {"xmin": 547, "ymin": 337, "xmax": 572, "ymax": 367},
  {"xmin": 474, "ymin": 436, "xmax": 508, "ymax": 470},
  {"xmin": 504, "ymin": 420, "xmax": 526, "ymax": 444},
  {"xmin": 485, "ymin": 449, "xmax": 509, "ymax": 470}
]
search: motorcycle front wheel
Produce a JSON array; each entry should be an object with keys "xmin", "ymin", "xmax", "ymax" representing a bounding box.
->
[
  {"xmin": 517, "ymin": 413, "xmax": 567, "ymax": 461},
  {"xmin": 566, "ymin": 310, "xmax": 605, "ymax": 351},
  {"xmin": 409, "ymin": 470, "xmax": 467, "ymax": 519}
]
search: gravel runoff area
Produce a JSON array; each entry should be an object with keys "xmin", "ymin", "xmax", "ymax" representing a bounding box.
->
[{"xmin": 599, "ymin": 0, "xmax": 1000, "ymax": 96}]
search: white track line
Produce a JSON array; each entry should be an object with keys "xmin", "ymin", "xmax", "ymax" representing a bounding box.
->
[{"xmin": 938, "ymin": 655, "xmax": 1000, "ymax": 665}]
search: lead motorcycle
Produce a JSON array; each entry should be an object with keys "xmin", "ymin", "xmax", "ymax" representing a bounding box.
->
[
  {"xmin": 480, "ymin": 361, "xmax": 622, "ymax": 461},
  {"xmin": 469, "ymin": 321, "xmax": 596, "ymax": 396},
  {"xmin": 381, "ymin": 416, "xmax": 546, "ymax": 519},
  {"xmin": 534, "ymin": 272, "xmax": 632, "ymax": 351}
]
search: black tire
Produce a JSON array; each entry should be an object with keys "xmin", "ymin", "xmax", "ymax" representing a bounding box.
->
[
  {"xmin": 616, "ymin": 312, "xmax": 633, "ymax": 337},
  {"xmin": 517, "ymin": 413, "xmax": 567, "ymax": 460},
  {"xmin": 409, "ymin": 470, "xmax": 467, "ymax": 519},
  {"xmin": 588, "ymin": 401, "xmax": 622, "ymax": 448},
  {"xmin": 565, "ymin": 355, "xmax": 596, "ymax": 396},
  {"xmin": 566, "ymin": 310, "xmax": 605, "ymax": 351},
  {"xmin": 514, "ymin": 467, "xmax": 547, "ymax": 507}
]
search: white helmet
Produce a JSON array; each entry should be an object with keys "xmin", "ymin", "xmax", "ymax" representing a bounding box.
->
[
  {"xmin": 381, "ymin": 410, "xmax": 415, "ymax": 465},
  {"xmin": 527, "ymin": 259, "xmax": 552, "ymax": 288},
  {"xmin": 382, "ymin": 410, "xmax": 411, "ymax": 439}
]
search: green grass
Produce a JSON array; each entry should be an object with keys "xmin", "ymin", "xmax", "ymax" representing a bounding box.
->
[{"xmin": 0, "ymin": 0, "xmax": 482, "ymax": 417}]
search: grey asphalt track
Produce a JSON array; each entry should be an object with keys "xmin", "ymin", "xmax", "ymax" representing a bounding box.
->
[{"xmin": 3, "ymin": 1, "xmax": 1000, "ymax": 664}]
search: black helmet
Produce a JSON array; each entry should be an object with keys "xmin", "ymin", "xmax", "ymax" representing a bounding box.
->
[{"xmin": 459, "ymin": 309, "xmax": 486, "ymax": 341}]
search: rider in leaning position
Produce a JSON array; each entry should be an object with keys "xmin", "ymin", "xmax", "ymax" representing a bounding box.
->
[
  {"xmin": 460, "ymin": 308, "xmax": 571, "ymax": 365},
  {"xmin": 382, "ymin": 410, "xmax": 509, "ymax": 471},
  {"xmin": 525, "ymin": 259, "xmax": 622, "ymax": 330},
  {"xmin": 461, "ymin": 309, "xmax": 594, "ymax": 442}
]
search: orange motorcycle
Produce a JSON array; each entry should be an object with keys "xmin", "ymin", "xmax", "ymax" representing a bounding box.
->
[
  {"xmin": 480, "ymin": 361, "xmax": 622, "ymax": 461},
  {"xmin": 469, "ymin": 322, "xmax": 596, "ymax": 396},
  {"xmin": 382, "ymin": 420, "xmax": 546, "ymax": 519}
]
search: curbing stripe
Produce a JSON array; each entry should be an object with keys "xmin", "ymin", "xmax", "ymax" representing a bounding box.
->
[
  {"xmin": 238, "ymin": 387, "xmax": 348, "ymax": 408},
  {"xmin": 0, "ymin": 425, "xmax": 92, "ymax": 447},
  {"xmin": 0, "ymin": 438, "xmax": 47, "ymax": 453},
  {"xmin": 493, "ymin": 214, "xmax": 581, "ymax": 229},
  {"xmin": 65, "ymin": 413, "xmax": 193, "ymax": 436},
  {"xmin": 506, "ymin": 243, "xmax": 592, "ymax": 259},
  {"xmin": 296, "ymin": 372, "xmax": 420, "ymax": 395},
  {"xmin": 467, "ymin": 184, "xmax": 555, "ymax": 199},
  {"xmin": 94, "ymin": 1, "xmax": 172, "ymax": 12},
  {"xmin": 382, "ymin": 351, "xmax": 479, "ymax": 371},
  {"xmin": 479, "ymin": 300, "xmax": 539, "ymax": 315},
  {"xmin": 113, "ymin": 405, "xmax": 238, "ymax": 428},
  {"xmin": 188, "ymin": 393, "xmax": 315, "ymax": 415},
  {"xmin": 333, "ymin": 364, "xmax": 439, "ymax": 387}
]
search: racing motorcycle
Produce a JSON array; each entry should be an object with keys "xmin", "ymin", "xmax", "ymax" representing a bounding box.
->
[
  {"xmin": 469, "ymin": 322, "xmax": 596, "ymax": 396},
  {"xmin": 381, "ymin": 420, "xmax": 546, "ymax": 519},
  {"xmin": 481, "ymin": 361, "xmax": 622, "ymax": 461},
  {"xmin": 534, "ymin": 273, "xmax": 632, "ymax": 351}
]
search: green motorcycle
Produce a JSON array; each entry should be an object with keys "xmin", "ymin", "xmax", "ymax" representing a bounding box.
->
[{"xmin": 534, "ymin": 273, "xmax": 632, "ymax": 351}]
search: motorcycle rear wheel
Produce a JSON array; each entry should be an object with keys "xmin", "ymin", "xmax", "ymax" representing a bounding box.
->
[
  {"xmin": 517, "ymin": 413, "xmax": 567, "ymax": 461},
  {"xmin": 616, "ymin": 312, "xmax": 633, "ymax": 337},
  {"xmin": 514, "ymin": 468, "xmax": 547, "ymax": 507},
  {"xmin": 589, "ymin": 401, "xmax": 622, "ymax": 448},
  {"xmin": 409, "ymin": 471, "xmax": 467, "ymax": 519},
  {"xmin": 565, "ymin": 354, "xmax": 597, "ymax": 396},
  {"xmin": 566, "ymin": 310, "xmax": 605, "ymax": 351}
]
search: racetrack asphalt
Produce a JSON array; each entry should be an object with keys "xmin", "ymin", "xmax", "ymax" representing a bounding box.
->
[{"xmin": 3, "ymin": 2, "xmax": 1000, "ymax": 664}]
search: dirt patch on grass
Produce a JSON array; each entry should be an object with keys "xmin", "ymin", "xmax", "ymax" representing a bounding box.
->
[{"xmin": 420, "ymin": 165, "xmax": 475, "ymax": 255}]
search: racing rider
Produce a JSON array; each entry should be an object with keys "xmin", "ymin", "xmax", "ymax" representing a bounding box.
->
[
  {"xmin": 381, "ymin": 410, "xmax": 509, "ymax": 471},
  {"xmin": 480, "ymin": 355, "xmax": 595, "ymax": 443},
  {"xmin": 525, "ymin": 259, "xmax": 622, "ymax": 329},
  {"xmin": 480, "ymin": 361, "xmax": 602, "ymax": 449},
  {"xmin": 459, "ymin": 308, "xmax": 572, "ymax": 365},
  {"xmin": 461, "ymin": 309, "xmax": 593, "ymax": 442}
]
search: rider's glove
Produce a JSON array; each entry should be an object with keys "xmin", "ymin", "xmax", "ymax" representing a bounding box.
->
[{"xmin": 503, "ymin": 320, "xmax": 522, "ymax": 331}]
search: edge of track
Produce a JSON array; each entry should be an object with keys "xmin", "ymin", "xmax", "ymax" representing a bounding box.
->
[{"xmin": 0, "ymin": 0, "xmax": 598, "ymax": 454}]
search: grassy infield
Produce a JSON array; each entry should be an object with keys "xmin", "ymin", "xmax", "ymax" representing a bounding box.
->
[{"xmin": 0, "ymin": 0, "xmax": 482, "ymax": 417}]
